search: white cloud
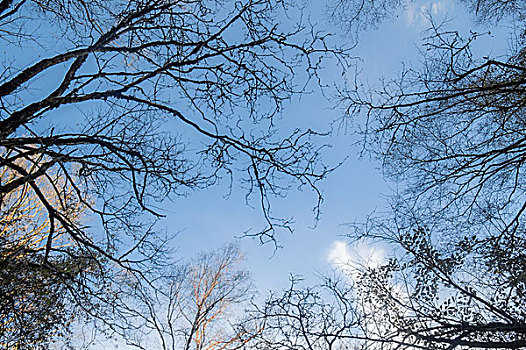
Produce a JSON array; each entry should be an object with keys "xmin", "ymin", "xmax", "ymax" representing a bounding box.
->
[
  {"xmin": 327, "ymin": 240, "xmax": 351, "ymax": 266},
  {"xmin": 327, "ymin": 240, "xmax": 410, "ymax": 339},
  {"xmin": 406, "ymin": 1, "xmax": 449, "ymax": 27},
  {"xmin": 327, "ymin": 240, "xmax": 387, "ymax": 278},
  {"xmin": 431, "ymin": 1, "xmax": 446, "ymax": 15}
]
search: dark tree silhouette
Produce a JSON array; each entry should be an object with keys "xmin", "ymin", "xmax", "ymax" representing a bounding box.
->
[
  {"xmin": 247, "ymin": 275, "xmax": 364, "ymax": 350},
  {"xmin": 0, "ymin": 0, "xmax": 347, "ymax": 347},
  {"xmin": 334, "ymin": 0, "xmax": 526, "ymax": 348},
  {"xmin": 247, "ymin": 1, "xmax": 526, "ymax": 349},
  {"xmin": 0, "ymin": 161, "xmax": 98, "ymax": 349}
]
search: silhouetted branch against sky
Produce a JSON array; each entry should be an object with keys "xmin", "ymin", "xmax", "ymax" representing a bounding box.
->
[
  {"xmin": 0, "ymin": 0, "xmax": 351, "ymax": 347},
  {"xmin": 323, "ymin": 0, "xmax": 526, "ymax": 349},
  {"xmin": 3, "ymin": 0, "xmax": 526, "ymax": 348},
  {"xmin": 0, "ymin": 0, "xmax": 353, "ymax": 267}
]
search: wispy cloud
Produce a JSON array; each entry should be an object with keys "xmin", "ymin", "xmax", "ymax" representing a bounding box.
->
[
  {"xmin": 327, "ymin": 240, "xmax": 386, "ymax": 277},
  {"xmin": 327, "ymin": 240, "xmax": 409, "ymax": 338},
  {"xmin": 406, "ymin": 1, "xmax": 450, "ymax": 27}
]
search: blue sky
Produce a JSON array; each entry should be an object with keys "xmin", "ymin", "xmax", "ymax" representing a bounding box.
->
[
  {"xmin": 165, "ymin": 0, "xmax": 499, "ymax": 294},
  {"xmin": 163, "ymin": 0, "xmax": 515, "ymax": 302}
]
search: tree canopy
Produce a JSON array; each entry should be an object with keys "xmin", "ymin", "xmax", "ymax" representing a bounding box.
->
[
  {"xmin": 2, "ymin": 0, "xmax": 526, "ymax": 349},
  {"xmin": 240, "ymin": 1, "xmax": 526, "ymax": 350},
  {"xmin": 0, "ymin": 0, "xmax": 345, "ymax": 347},
  {"xmin": 332, "ymin": 0, "xmax": 526, "ymax": 348}
]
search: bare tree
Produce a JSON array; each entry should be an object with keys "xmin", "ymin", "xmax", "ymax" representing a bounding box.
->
[
  {"xmin": 0, "ymin": 0, "xmax": 348, "ymax": 346},
  {"xmin": 238, "ymin": 2, "xmax": 526, "ymax": 349},
  {"xmin": 242, "ymin": 275, "xmax": 368, "ymax": 350},
  {"xmin": 331, "ymin": 0, "xmax": 526, "ymax": 348},
  {"xmin": 0, "ymin": 0, "xmax": 346, "ymax": 256},
  {"xmin": 95, "ymin": 244, "xmax": 259, "ymax": 350}
]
